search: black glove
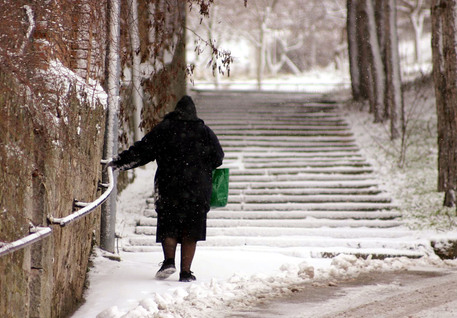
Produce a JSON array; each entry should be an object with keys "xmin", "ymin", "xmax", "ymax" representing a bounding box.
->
[{"xmin": 104, "ymin": 159, "xmax": 119, "ymax": 172}]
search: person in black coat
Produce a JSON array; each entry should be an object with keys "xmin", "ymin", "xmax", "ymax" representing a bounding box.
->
[{"xmin": 109, "ymin": 95, "xmax": 224, "ymax": 282}]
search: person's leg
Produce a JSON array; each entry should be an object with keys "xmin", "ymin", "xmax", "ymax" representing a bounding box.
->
[
  {"xmin": 162, "ymin": 237, "xmax": 178, "ymax": 260},
  {"xmin": 156, "ymin": 237, "xmax": 178, "ymax": 279},
  {"xmin": 179, "ymin": 236, "xmax": 197, "ymax": 282},
  {"xmin": 180, "ymin": 236, "xmax": 196, "ymax": 272}
]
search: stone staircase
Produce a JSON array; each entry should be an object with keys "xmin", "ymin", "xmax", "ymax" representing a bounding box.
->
[{"xmin": 123, "ymin": 92, "xmax": 428, "ymax": 258}]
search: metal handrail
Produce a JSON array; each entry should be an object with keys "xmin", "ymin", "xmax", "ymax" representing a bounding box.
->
[
  {"xmin": 0, "ymin": 226, "xmax": 52, "ymax": 257},
  {"xmin": 48, "ymin": 161, "xmax": 114, "ymax": 227},
  {"xmin": 0, "ymin": 160, "xmax": 114, "ymax": 257}
]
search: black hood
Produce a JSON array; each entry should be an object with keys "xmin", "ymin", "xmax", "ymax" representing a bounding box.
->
[{"xmin": 169, "ymin": 95, "xmax": 199, "ymax": 121}]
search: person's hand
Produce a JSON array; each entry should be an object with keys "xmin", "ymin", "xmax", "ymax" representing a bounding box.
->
[{"xmin": 104, "ymin": 159, "xmax": 118, "ymax": 172}]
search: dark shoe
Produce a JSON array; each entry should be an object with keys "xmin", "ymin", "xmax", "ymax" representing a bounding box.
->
[
  {"xmin": 155, "ymin": 259, "xmax": 176, "ymax": 280},
  {"xmin": 179, "ymin": 271, "xmax": 196, "ymax": 282}
]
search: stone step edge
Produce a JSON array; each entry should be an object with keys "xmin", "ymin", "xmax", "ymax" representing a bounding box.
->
[
  {"xmin": 134, "ymin": 226, "xmax": 412, "ymax": 237},
  {"xmin": 137, "ymin": 218, "xmax": 403, "ymax": 228},
  {"xmin": 227, "ymin": 189, "xmax": 384, "ymax": 195},
  {"xmin": 210, "ymin": 203, "xmax": 399, "ymax": 212},
  {"xmin": 123, "ymin": 238, "xmax": 428, "ymax": 257},
  {"xmin": 141, "ymin": 210, "xmax": 402, "ymax": 220},
  {"xmin": 121, "ymin": 245, "xmax": 425, "ymax": 259}
]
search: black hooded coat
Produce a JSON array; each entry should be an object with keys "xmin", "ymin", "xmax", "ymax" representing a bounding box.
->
[{"xmin": 112, "ymin": 96, "xmax": 224, "ymax": 242}]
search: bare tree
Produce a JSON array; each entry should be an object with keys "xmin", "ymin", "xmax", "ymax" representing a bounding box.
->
[
  {"xmin": 398, "ymin": 0, "xmax": 429, "ymax": 63},
  {"xmin": 359, "ymin": 0, "xmax": 385, "ymax": 123},
  {"xmin": 266, "ymin": 31, "xmax": 302, "ymax": 76},
  {"xmin": 384, "ymin": 0, "xmax": 405, "ymax": 143},
  {"xmin": 256, "ymin": 0, "xmax": 279, "ymax": 88},
  {"xmin": 431, "ymin": 0, "xmax": 457, "ymax": 207},
  {"xmin": 347, "ymin": 0, "xmax": 362, "ymax": 100},
  {"xmin": 127, "ymin": 0, "xmax": 143, "ymax": 141}
]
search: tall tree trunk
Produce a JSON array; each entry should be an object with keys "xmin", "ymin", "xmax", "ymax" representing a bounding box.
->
[
  {"xmin": 442, "ymin": 1, "xmax": 457, "ymax": 208},
  {"xmin": 432, "ymin": 0, "xmax": 457, "ymax": 207},
  {"xmin": 360, "ymin": 0, "xmax": 385, "ymax": 123},
  {"xmin": 356, "ymin": 0, "xmax": 371, "ymax": 100},
  {"xmin": 375, "ymin": 0, "xmax": 386, "ymax": 63},
  {"xmin": 384, "ymin": 0, "xmax": 404, "ymax": 141},
  {"xmin": 172, "ymin": 0, "xmax": 187, "ymax": 101},
  {"xmin": 257, "ymin": 18, "xmax": 267, "ymax": 90},
  {"xmin": 256, "ymin": 2, "xmax": 278, "ymax": 90},
  {"xmin": 208, "ymin": 4, "xmax": 220, "ymax": 88},
  {"xmin": 411, "ymin": 0, "xmax": 425, "ymax": 63},
  {"xmin": 432, "ymin": 0, "xmax": 445, "ymax": 192},
  {"xmin": 347, "ymin": 0, "xmax": 362, "ymax": 100},
  {"xmin": 128, "ymin": 0, "xmax": 143, "ymax": 141}
]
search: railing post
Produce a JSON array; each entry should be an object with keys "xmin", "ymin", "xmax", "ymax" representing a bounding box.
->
[{"xmin": 101, "ymin": 0, "xmax": 121, "ymax": 253}]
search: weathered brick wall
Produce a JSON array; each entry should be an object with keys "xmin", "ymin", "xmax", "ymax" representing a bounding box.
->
[
  {"xmin": 0, "ymin": 1, "xmax": 187, "ymax": 316},
  {"xmin": 0, "ymin": 1, "xmax": 107, "ymax": 317}
]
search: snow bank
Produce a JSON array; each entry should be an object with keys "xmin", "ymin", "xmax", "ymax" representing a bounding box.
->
[{"xmin": 95, "ymin": 253, "xmax": 453, "ymax": 318}]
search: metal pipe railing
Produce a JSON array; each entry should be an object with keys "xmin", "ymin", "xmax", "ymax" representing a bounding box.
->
[
  {"xmin": 0, "ymin": 160, "xmax": 114, "ymax": 258},
  {"xmin": 48, "ymin": 161, "xmax": 114, "ymax": 227},
  {"xmin": 0, "ymin": 226, "xmax": 52, "ymax": 258}
]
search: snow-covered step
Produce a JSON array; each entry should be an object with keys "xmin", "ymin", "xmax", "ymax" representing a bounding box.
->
[
  {"xmin": 228, "ymin": 174, "xmax": 376, "ymax": 183},
  {"xmin": 213, "ymin": 124, "xmax": 350, "ymax": 130},
  {"xmin": 229, "ymin": 188, "xmax": 383, "ymax": 196},
  {"xmin": 215, "ymin": 130, "xmax": 353, "ymax": 137},
  {"xmin": 229, "ymin": 180, "xmax": 381, "ymax": 189},
  {"xmin": 136, "ymin": 217, "xmax": 402, "ymax": 229},
  {"xmin": 230, "ymin": 167, "xmax": 374, "ymax": 175},
  {"xmin": 135, "ymin": 226, "xmax": 412, "ymax": 238},
  {"xmin": 220, "ymin": 202, "xmax": 397, "ymax": 211},
  {"xmin": 208, "ymin": 120, "xmax": 349, "ymax": 127},
  {"xmin": 141, "ymin": 210, "xmax": 401, "ymax": 221},
  {"xmin": 218, "ymin": 135, "xmax": 357, "ymax": 142},
  {"xmin": 121, "ymin": 245, "xmax": 425, "ymax": 259},
  {"xmin": 242, "ymin": 163, "xmax": 370, "ymax": 170},
  {"xmin": 207, "ymin": 114, "xmax": 344, "ymax": 119},
  {"xmin": 234, "ymin": 151, "xmax": 365, "ymax": 158},
  {"xmin": 242, "ymin": 156, "xmax": 368, "ymax": 162},
  {"xmin": 227, "ymin": 194, "xmax": 392, "ymax": 204},
  {"xmin": 220, "ymin": 140, "xmax": 359, "ymax": 148},
  {"xmin": 128, "ymin": 235, "xmax": 424, "ymax": 251}
]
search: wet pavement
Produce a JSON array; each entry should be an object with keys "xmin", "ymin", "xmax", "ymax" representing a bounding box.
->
[{"xmin": 226, "ymin": 269, "xmax": 457, "ymax": 318}]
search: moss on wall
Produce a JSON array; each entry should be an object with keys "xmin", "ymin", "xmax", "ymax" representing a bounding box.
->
[{"xmin": 0, "ymin": 69, "xmax": 105, "ymax": 317}]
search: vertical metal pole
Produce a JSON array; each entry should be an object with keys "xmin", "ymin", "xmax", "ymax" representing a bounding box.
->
[{"xmin": 101, "ymin": 0, "xmax": 120, "ymax": 253}]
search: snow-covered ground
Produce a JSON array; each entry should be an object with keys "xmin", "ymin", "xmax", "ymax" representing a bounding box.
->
[
  {"xmin": 71, "ymin": 162, "xmax": 457, "ymax": 318},
  {"xmin": 72, "ymin": 53, "xmax": 457, "ymax": 317}
]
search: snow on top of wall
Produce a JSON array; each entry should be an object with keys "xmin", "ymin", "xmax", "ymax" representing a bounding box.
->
[{"xmin": 46, "ymin": 59, "xmax": 107, "ymax": 110}]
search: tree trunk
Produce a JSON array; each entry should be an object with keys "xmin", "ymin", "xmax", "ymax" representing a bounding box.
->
[
  {"xmin": 356, "ymin": 0, "xmax": 371, "ymax": 100},
  {"xmin": 432, "ymin": 0, "xmax": 445, "ymax": 192},
  {"xmin": 411, "ymin": 0, "xmax": 426, "ymax": 63},
  {"xmin": 207, "ymin": 4, "xmax": 220, "ymax": 88},
  {"xmin": 360, "ymin": 0, "xmax": 385, "ymax": 123},
  {"xmin": 347, "ymin": 0, "xmax": 362, "ymax": 100},
  {"xmin": 375, "ymin": 0, "xmax": 386, "ymax": 63},
  {"xmin": 384, "ymin": 0, "xmax": 404, "ymax": 141},
  {"xmin": 172, "ymin": 0, "xmax": 187, "ymax": 101},
  {"xmin": 432, "ymin": 0, "xmax": 457, "ymax": 207},
  {"xmin": 257, "ymin": 18, "xmax": 267, "ymax": 90},
  {"xmin": 128, "ymin": 0, "xmax": 143, "ymax": 141}
]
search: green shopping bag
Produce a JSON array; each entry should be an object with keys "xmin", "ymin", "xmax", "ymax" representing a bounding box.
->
[{"xmin": 211, "ymin": 168, "xmax": 229, "ymax": 207}]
